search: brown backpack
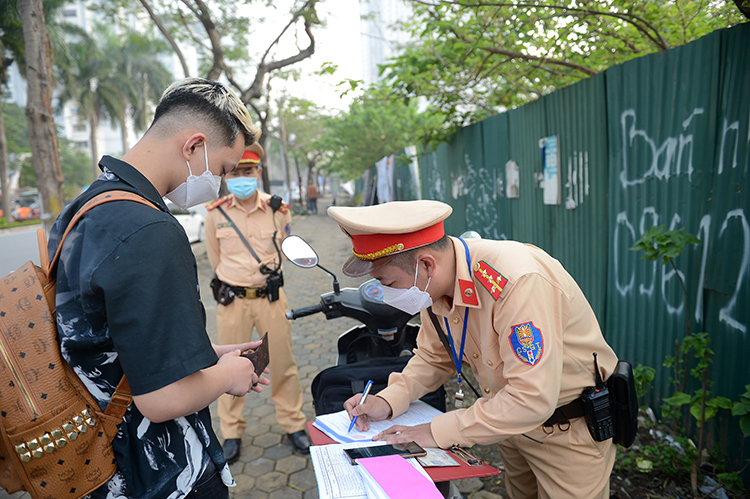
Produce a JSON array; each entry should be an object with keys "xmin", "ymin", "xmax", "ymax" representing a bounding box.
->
[{"xmin": 0, "ymin": 191, "xmax": 157, "ymax": 498}]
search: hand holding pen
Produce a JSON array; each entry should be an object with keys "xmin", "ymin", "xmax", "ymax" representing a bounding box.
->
[{"xmin": 348, "ymin": 380, "xmax": 374, "ymax": 432}]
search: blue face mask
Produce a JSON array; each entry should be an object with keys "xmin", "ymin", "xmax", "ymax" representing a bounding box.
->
[{"xmin": 226, "ymin": 176, "xmax": 257, "ymax": 199}]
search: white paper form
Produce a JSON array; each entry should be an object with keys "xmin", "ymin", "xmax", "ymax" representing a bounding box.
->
[
  {"xmin": 313, "ymin": 400, "xmax": 443, "ymax": 444},
  {"xmin": 310, "ymin": 441, "xmax": 430, "ymax": 499}
]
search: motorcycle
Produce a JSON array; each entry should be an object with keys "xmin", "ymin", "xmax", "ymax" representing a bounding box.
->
[
  {"xmin": 282, "ymin": 235, "xmax": 421, "ymax": 366},
  {"xmin": 281, "ymin": 235, "xmax": 446, "ymax": 415}
]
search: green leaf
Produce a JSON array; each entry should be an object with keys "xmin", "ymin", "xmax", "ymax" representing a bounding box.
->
[{"xmin": 664, "ymin": 392, "xmax": 691, "ymax": 407}]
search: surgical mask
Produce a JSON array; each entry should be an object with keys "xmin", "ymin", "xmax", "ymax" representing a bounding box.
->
[
  {"xmin": 226, "ymin": 176, "xmax": 258, "ymax": 199},
  {"xmin": 165, "ymin": 142, "xmax": 221, "ymax": 209},
  {"xmin": 382, "ymin": 260, "xmax": 433, "ymax": 315}
]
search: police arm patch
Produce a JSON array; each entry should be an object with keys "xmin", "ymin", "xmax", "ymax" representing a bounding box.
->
[{"xmin": 509, "ymin": 322, "xmax": 544, "ymax": 366}]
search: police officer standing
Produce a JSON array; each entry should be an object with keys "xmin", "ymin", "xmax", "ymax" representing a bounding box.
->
[
  {"xmin": 331, "ymin": 200, "xmax": 619, "ymax": 499},
  {"xmin": 205, "ymin": 143, "xmax": 310, "ymax": 463}
]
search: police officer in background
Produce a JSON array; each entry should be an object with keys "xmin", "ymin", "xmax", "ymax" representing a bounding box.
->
[
  {"xmin": 205, "ymin": 142, "xmax": 310, "ymax": 462},
  {"xmin": 330, "ymin": 200, "xmax": 619, "ymax": 499}
]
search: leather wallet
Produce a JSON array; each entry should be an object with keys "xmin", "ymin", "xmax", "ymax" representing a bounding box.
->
[{"xmin": 241, "ymin": 332, "xmax": 269, "ymax": 376}]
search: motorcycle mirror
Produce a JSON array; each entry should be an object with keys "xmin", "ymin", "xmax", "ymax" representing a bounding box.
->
[
  {"xmin": 459, "ymin": 230, "xmax": 482, "ymax": 239},
  {"xmin": 281, "ymin": 235, "xmax": 319, "ymax": 268}
]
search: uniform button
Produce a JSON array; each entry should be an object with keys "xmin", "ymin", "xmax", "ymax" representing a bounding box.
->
[
  {"xmin": 486, "ymin": 360, "xmax": 493, "ymax": 366},
  {"xmin": 453, "ymin": 317, "xmax": 460, "ymax": 324},
  {"xmin": 472, "ymin": 353, "xmax": 479, "ymax": 359},
  {"xmin": 484, "ymin": 388, "xmax": 490, "ymax": 394}
]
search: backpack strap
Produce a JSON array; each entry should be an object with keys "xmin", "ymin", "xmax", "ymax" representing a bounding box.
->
[
  {"xmin": 47, "ymin": 190, "xmax": 159, "ymax": 274},
  {"xmin": 41, "ymin": 190, "xmax": 159, "ymax": 418},
  {"xmin": 105, "ymin": 377, "xmax": 133, "ymax": 418}
]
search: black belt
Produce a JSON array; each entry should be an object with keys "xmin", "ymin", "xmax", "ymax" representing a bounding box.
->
[
  {"xmin": 543, "ymin": 397, "xmax": 585, "ymax": 428},
  {"xmin": 231, "ymin": 285, "xmax": 267, "ymax": 299}
]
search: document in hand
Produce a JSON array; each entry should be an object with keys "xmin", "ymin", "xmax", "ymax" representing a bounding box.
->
[
  {"xmin": 313, "ymin": 400, "xmax": 443, "ymax": 443},
  {"xmin": 356, "ymin": 455, "xmax": 443, "ymax": 499}
]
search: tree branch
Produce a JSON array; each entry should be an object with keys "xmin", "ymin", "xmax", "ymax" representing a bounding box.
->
[
  {"xmin": 240, "ymin": 2, "xmax": 317, "ymax": 103},
  {"xmin": 186, "ymin": 0, "xmax": 225, "ymax": 80},
  {"xmin": 414, "ymin": 0, "xmax": 670, "ymax": 51},
  {"xmin": 138, "ymin": 0, "xmax": 190, "ymax": 77}
]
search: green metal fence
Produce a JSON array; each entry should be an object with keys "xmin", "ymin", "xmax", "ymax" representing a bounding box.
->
[{"xmin": 413, "ymin": 23, "xmax": 749, "ymax": 466}]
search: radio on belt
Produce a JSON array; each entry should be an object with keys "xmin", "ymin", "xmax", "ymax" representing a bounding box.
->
[{"xmin": 581, "ymin": 352, "xmax": 615, "ymax": 441}]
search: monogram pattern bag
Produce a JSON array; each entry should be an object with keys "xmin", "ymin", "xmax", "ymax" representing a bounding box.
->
[{"xmin": 0, "ymin": 191, "xmax": 156, "ymax": 498}]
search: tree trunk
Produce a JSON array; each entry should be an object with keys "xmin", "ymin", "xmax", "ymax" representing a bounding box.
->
[
  {"xmin": 0, "ymin": 104, "xmax": 12, "ymax": 223},
  {"xmin": 89, "ymin": 111, "xmax": 99, "ymax": 181},
  {"xmin": 18, "ymin": 0, "xmax": 64, "ymax": 230},
  {"xmin": 120, "ymin": 115, "xmax": 129, "ymax": 155},
  {"xmin": 293, "ymin": 154, "xmax": 303, "ymax": 205},
  {"xmin": 277, "ymin": 100, "xmax": 293, "ymax": 206}
]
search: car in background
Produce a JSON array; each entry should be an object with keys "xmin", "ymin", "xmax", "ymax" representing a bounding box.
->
[{"xmin": 166, "ymin": 201, "xmax": 205, "ymax": 243}]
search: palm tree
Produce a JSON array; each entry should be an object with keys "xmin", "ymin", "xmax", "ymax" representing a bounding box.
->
[
  {"xmin": 56, "ymin": 35, "xmax": 123, "ymax": 181},
  {"xmin": 56, "ymin": 25, "xmax": 172, "ymax": 179},
  {"xmin": 108, "ymin": 30, "xmax": 172, "ymax": 153}
]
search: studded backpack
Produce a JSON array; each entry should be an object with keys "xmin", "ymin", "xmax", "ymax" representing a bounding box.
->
[{"xmin": 0, "ymin": 191, "xmax": 157, "ymax": 498}]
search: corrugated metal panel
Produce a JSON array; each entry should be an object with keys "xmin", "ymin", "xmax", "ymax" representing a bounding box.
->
[
  {"xmin": 412, "ymin": 22, "xmax": 749, "ymax": 470},
  {"xmin": 393, "ymin": 150, "xmax": 419, "ymax": 201},
  {"xmin": 604, "ymin": 30, "xmax": 722, "ymax": 404},
  {"xmin": 507, "ymin": 98, "xmax": 551, "ymax": 249},
  {"xmin": 703, "ymin": 24, "xmax": 750, "ymax": 405},
  {"xmin": 544, "ymin": 74, "xmax": 609, "ymax": 324},
  {"xmin": 481, "ymin": 113, "xmax": 513, "ymax": 240}
]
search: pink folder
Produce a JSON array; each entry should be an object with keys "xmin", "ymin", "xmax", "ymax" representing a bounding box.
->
[{"xmin": 357, "ymin": 454, "xmax": 443, "ymax": 499}]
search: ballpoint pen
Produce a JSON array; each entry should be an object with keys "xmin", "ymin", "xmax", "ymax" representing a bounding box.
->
[{"xmin": 348, "ymin": 379, "xmax": 374, "ymax": 433}]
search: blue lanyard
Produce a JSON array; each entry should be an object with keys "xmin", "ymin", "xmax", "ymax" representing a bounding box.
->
[{"xmin": 443, "ymin": 238, "xmax": 472, "ymax": 384}]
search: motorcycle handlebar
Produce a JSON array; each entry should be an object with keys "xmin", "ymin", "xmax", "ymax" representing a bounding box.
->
[{"xmin": 285, "ymin": 303, "xmax": 325, "ymax": 320}]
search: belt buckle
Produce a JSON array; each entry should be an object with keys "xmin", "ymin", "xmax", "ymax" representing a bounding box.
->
[{"xmin": 246, "ymin": 288, "xmax": 258, "ymax": 299}]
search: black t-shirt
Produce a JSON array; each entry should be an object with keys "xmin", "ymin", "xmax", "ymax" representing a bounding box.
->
[{"xmin": 48, "ymin": 156, "xmax": 233, "ymax": 499}]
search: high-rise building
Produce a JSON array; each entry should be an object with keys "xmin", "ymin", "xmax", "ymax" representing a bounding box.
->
[{"xmin": 359, "ymin": 0, "xmax": 413, "ymax": 86}]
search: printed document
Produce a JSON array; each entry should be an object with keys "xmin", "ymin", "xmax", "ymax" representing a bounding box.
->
[
  {"xmin": 310, "ymin": 441, "xmax": 428, "ymax": 499},
  {"xmin": 313, "ymin": 400, "xmax": 442, "ymax": 443}
]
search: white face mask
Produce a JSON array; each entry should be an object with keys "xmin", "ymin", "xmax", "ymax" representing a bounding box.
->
[
  {"xmin": 165, "ymin": 141, "xmax": 222, "ymax": 209},
  {"xmin": 382, "ymin": 260, "xmax": 433, "ymax": 315}
]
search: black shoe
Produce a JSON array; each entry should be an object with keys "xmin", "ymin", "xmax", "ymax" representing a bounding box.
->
[
  {"xmin": 223, "ymin": 438, "xmax": 241, "ymax": 464},
  {"xmin": 288, "ymin": 430, "xmax": 311, "ymax": 454}
]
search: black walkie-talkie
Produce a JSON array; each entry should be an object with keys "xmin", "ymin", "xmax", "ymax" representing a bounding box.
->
[{"xmin": 581, "ymin": 352, "xmax": 615, "ymax": 441}]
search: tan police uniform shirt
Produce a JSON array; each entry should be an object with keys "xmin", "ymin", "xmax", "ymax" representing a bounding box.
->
[
  {"xmin": 205, "ymin": 192, "xmax": 291, "ymax": 288},
  {"xmin": 376, "ymin": 237, "xmax": 618, "ymax": 449}
]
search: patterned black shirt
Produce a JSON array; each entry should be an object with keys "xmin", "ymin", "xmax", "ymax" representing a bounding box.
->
[{"xmin": 48, "ymin": 156, "xmax": 233, "ymax": 499}]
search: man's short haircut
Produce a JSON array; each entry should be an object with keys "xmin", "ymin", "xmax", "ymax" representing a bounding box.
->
[
  {"xmin": 150, "ymin": 78, "xmax": 260, "ymax": 147},
  {"xmin": 387, "ymin": 234, "xmax": 452, "ymax": 273}
]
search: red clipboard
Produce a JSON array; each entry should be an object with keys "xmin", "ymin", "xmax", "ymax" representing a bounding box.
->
[{"xmin": 306, "ymin": 421, "xmax": 500, "ymax": 483}]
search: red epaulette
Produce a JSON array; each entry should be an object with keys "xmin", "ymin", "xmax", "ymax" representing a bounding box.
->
[
  {"xmin": 206, "ymin": 196, "xmax": 231, "ymax": 210},
  {"xmin": 278, "ymin": 202, "xmax": 290, "ymax": 214}
]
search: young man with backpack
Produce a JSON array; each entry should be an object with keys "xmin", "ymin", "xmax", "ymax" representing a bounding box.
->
[{"xmin": 47, "ymin": 78, "xmax": 268, "ymax": 498}]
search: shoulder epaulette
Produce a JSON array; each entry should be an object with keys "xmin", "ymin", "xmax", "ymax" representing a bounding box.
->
[
  {"xmin": 206, "ymin": 196, "xmax": 231, "ymax": 210},
  {"xmin": 278, "ymin": 202, "xmax": 290, "ymax": 214}
]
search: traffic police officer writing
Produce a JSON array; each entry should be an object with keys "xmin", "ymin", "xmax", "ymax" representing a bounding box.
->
[
  {"xmin": 206, "ymin": 143, "xmax": 310, "ymax": 462},
  {"xmin": 330, "ymin": 200, "xmax": 619, "ymax": 499}
]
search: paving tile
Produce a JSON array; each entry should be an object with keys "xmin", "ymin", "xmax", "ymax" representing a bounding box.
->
[
  {"xmin": 275, "ymin": 455, "xmax": 308, "ymax": 474},
  {"xmin": 256, "ymin": 471, "xmax": 288, "ymax": 492},
  {"xmin": 243, "ymin": 457, "xmax": 275, "ymax": 477},
  {"xmin": 254, "ymin": 432, "xmax": 282, "ymax": 449},
  {"xmin": 289, "ymin": 468, "xmax": 317, "ymax": 491}
]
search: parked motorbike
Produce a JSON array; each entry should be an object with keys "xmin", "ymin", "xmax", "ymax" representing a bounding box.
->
[
  {"xmin": 282, "ymin": 235, "xmax": 421, "ymax": 366},
  {"xmin": 281, "ymin": 235, "xmax": 446, "ymax": 416}
]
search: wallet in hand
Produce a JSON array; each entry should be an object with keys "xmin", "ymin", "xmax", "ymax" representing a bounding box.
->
[{"xmin": 241, "ymin": 332, "xmax": 270, "ymax": 376}]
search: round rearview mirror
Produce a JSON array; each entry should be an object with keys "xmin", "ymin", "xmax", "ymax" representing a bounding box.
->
[
  {"xmin": 281, "ymin": 235, "xmax": 319, "ymax": 268},
  {"xmin": 459, "ymin": 230, "xmax": 482, "ymax": 239}
]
